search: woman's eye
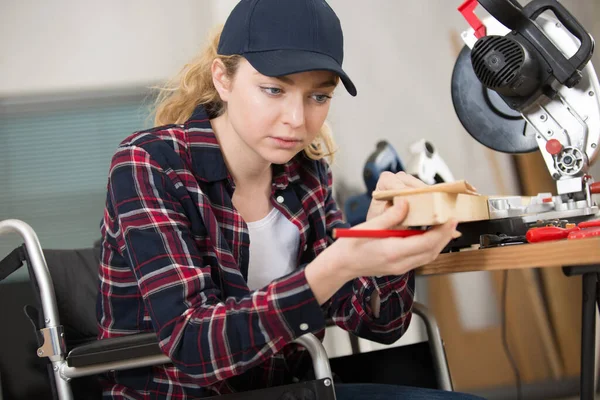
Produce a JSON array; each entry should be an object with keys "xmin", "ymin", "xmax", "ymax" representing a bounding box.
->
[
  {"xmin": 262, "ymin": 87, "xmax": 283, "ymax": 96},
  {"xmin": 312, "ymin": 94, "xmax": 332, "ymax": 104}
]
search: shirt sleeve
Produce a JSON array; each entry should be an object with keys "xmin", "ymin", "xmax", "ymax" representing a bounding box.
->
[
  {"xmin": 318, "ymin": 159, "xmax": 415, "ymax": 345},
  {"xmin": 108, "ymin": 144, "xmax": 326, "ymax": 385}
]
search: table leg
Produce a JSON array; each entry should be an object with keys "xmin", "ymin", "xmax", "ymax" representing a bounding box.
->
[{"xmin": 581, "ymin": 272, "xmax": 597, "ymax": 400}]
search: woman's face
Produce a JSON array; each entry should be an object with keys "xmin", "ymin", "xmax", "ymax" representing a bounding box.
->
[{"xmin": 216, "ymin": 58, "xmax": 337, "ymax": 165}]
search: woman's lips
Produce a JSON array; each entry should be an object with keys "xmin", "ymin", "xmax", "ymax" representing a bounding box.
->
[{"xmin": 270, "ymin": 137, "xmax": 302, "ymax": 149}]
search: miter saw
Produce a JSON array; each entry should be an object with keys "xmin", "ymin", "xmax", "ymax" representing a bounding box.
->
[
  {"xmin": 452, "ymin": 7, "xmax": 600, "ymax": 398},
  {"xmin": 451, "ymin": 0, "xmax": 600, "ymax": 240}
]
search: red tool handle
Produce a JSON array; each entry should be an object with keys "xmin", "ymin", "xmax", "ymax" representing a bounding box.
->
[
  {"xmin": 526, "ymin": 226, "xmax": 580, "ymax": 243},
  {"xmin": 568, "ymin": 226, "xmax": 600, "ymax": 239},
  {"xmin": 578, "ymin": 219, "xmax": 600, "ymax": 229}
]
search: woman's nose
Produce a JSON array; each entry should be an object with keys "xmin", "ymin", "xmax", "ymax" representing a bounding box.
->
[{"xmin": 282, "ymin": 95, "xmax": 305, "ymax": 129}]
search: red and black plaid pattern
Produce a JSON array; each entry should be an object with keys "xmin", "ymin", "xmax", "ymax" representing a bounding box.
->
[{"xmin": 96, "ymin": 105, "xmax": 414, "ymax": 399}]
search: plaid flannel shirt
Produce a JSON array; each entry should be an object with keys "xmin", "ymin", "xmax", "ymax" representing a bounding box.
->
[{"xmin": 96, "ymin": 105, "xmax": 415, "ymax": 399}]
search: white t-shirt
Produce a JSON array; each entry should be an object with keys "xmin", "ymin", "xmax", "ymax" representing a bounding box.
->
[{"xmin": 246, "ymin": 207, "xmax": 300, "ymax": 291}]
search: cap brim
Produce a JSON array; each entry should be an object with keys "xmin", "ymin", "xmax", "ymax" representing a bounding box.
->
[{"xmin": 243, "ymin": 49, "xmax": 357, "ymax": 96}]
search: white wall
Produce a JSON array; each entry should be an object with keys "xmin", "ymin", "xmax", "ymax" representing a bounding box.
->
[{"xmin": 0, "ymin": 0, "xmax": 214, "ymax": 96}]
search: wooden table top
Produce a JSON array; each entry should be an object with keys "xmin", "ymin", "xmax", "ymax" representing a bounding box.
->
[{"xmin": 417, "ymin": 237, "xmax": 600, "ymax": 276}]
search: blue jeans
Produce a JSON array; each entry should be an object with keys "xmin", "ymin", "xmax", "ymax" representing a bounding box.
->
[{"xmin": 335, "ymin": 383, "xmax": 485, "ymax": 400}]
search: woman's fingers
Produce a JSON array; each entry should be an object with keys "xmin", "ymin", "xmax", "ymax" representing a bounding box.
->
[
  {"xmin": 356, "ymin": 199, "xmax": 409, "ymax": 230},
  {"xmin": 377, "ymin": 219, "xmax": 458, "ymax": 266},
  {"xmin": 335, "ymin": 218, "xmax": 460, "ymax": 278},
  {"xmin": 367, "ymin": 171, "xmax": 428, "ymax": 221},
  {"xmin": 375, "ymin": 171, "xmax": 428, "ymax": 191}
]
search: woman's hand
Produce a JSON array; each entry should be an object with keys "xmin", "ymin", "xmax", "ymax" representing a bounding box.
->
[
  {"xmin": 365, "ymin": 171, "xmax": 427, "ymax": 223},
  {"xmin": 332, "ymin": 200, "xmax": 457, "ymax": 280},
  {"xmin": 306, "ymin": 200, "xmax": 457, "ymax": 305}
]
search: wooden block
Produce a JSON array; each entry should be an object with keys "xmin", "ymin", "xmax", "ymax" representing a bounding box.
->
[{"xmin": 395, "ymin": 192, "xmax": 490, "ymax": 226}]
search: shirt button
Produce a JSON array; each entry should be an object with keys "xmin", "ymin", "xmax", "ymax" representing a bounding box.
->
[
  {"xmin": 276, "ymin": 195, "xmax": 285, "ymax": 204},
  {"xmin": 299, "ymin": 323, "xmax": 309, "ymax": 331}
]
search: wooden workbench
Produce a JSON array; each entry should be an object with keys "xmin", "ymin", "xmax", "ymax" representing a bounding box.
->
[{"xmin": 418, "ymin": 237, "xmax": 600, "ymax": 276}]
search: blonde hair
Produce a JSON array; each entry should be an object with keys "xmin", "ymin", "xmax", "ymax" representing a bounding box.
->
[{"xmin": 152, "ymin": 26, "xmax": 337, "ymax": 162}]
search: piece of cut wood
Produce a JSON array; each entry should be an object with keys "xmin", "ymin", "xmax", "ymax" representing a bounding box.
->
[
  {"xmin": 372, "ymin": 180, "xmax": 479, "ymax": 201},
  {"xmin": 393, "ymin": 192, "xmax": 490, "ymax": 226}
]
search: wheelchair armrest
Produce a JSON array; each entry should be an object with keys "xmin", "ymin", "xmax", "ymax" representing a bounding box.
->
[
  {"xmin": 63, "ymin": 332, "xmax": 332, "ymax": 383},
  {"xmin": 293, "ymin": 333, "xmax": 333, "ymax": 381},
  {"xmin": 66, "ymin": 333, "xmax": 163, "ymax": 368}
]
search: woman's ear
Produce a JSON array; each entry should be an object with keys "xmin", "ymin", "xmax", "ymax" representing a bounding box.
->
[{"xmin": 212, "ymin": 59, "xmax": 232, "ymax": 102}]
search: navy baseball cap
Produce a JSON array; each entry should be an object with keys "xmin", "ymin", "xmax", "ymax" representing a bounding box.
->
[{"xmin": 217, "ymin": 0, "xmax": 357, "ymax": 96}]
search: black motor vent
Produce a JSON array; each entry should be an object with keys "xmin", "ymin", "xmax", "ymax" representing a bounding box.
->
[{"xmin": 471, "ymin": 35, "xmax": 541, "ymax": 97}]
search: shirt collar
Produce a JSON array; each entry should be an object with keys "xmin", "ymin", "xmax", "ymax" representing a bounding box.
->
[{"xmin": 185, "ymin": 105, "xmax": 301, "ymax": 189}]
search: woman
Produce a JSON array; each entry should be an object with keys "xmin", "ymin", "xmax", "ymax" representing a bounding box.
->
[{"xmin": 97, "ymin": 0, "xmax": 480, "ymax": 399}]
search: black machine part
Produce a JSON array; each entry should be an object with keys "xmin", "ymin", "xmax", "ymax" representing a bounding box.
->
[
  {"xmin": 471, "ymin": 35, "xmax": 541, "ymax": 98},
  {"xmin": 451, "ymin": 45, "xmax": 538, "ymax": 153},
  {"xmin": 443, "ymin": 213, "xmax": 595, "ymax": 252},
  {"xmin": 470, "ymin": 0, "xmax": 594, "ymax": 112},
  {"xmin": 479, "ymin": 233, "xmax": 527, "ymax": 248},
  {"xmin": 479, "ymin": 0, "xmax": 594, "ymax": 85},
  {"xmin": 452, "ymin": 0, "xmax": 595, "ymax": 152},
  {"xmin": 444, "ymin": 218, "xmax": 530, "ymax": 252}
]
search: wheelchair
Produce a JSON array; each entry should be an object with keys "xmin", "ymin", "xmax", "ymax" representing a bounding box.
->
[{"xmin": 0, "ymin": 219, "xmax": 453, "ymax": 399}]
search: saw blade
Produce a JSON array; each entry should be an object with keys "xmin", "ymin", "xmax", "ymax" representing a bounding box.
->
[{"xmin": 451, "ymin": 45, "xmax": 538, "ymax": 154}]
